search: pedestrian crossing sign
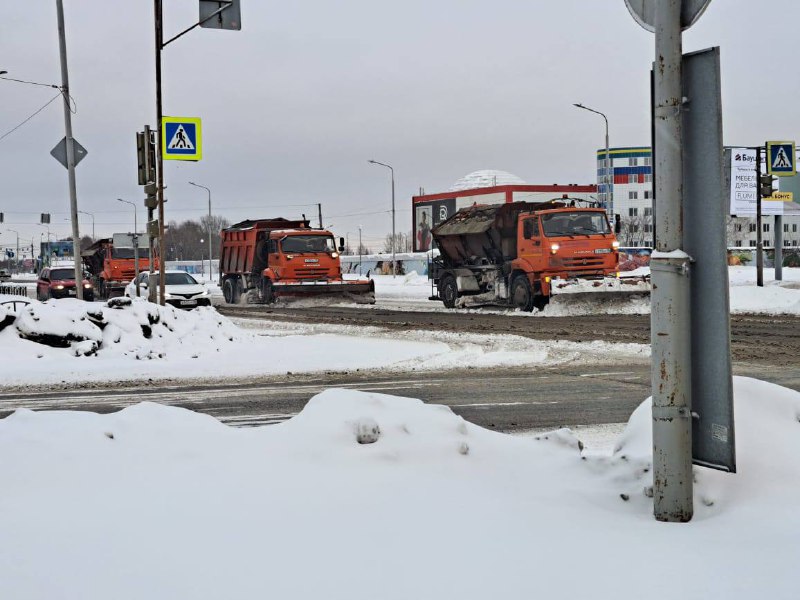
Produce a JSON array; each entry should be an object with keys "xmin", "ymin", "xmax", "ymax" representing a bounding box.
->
[
  {"xmin": 766, "ymin": 141, "xmax": 795, "ymax": 177},
  {"xmin": 162, "ymin": 116, "xmax": 202, "ymax": 161}
]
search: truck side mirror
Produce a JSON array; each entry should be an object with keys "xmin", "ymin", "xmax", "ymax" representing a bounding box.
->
[
  {"xmin": 339, "ymin": 237, "xmax": 345, "ymax": 252},
  {"xmin": 523, "ymin": 220, "xmax": 533, "ymax": 240},
  {"xmin": 614, "ymin": 215, "xmax": 622, "ymax": 235}
]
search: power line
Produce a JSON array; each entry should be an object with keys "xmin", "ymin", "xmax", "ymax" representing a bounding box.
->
[{"xmin": 0, "ymin": 92, "xmax": 62, "ymax": 142}]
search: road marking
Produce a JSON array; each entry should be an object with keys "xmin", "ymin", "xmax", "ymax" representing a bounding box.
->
[{"xmin": 579, "ymin": 371, "xmax": 634, "ymax": 377}]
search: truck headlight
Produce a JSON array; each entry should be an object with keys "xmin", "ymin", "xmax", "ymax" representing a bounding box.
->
[
  {"xmin": 550, "ymin": 243, "xmax": 560, "ymax": 254},
  {"xmin": 612, "ymin": 240, "xmax": 620, "ymax": 249},
  {"xmin": 83, "ymin": 283, "xmax": 93, "ymax": 289}
]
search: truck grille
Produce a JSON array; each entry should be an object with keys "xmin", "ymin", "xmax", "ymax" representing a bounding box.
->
[
  {"xmin": 294, "ymin": 267, "xmax": 330, "ymax": 279},
  {"xmin": 563, "ymin": 257, "xmax": 605, "ymax": 268}
]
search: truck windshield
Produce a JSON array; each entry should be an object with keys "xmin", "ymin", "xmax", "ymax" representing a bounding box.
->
[
  {"xmin": 281, "ymin": 236, "xmax": 335, "ymax": 253},
  {"xmin": 113, "ymin": 247, "xmax": 151, "ymax": 259},
  {"xmin": 541, "ymin": 212, "xmax": 610, "ymax": 237}
]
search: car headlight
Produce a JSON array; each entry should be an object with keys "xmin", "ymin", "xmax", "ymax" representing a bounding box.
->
[
  {"xmin": 54, "ymin": 284, "xmax": 65, "ymax": 290},
  {"xmin": 83, "ymin": 283, "xmax": 93, "ymax": 289}
]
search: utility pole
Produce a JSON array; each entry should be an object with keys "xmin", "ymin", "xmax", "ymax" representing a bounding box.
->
[
  {"xmin": 56, "ymin": 0, "xmax": 83, "ymax": 300},
  {"xmin": 650, "ymin": 0, "xmax": 694, "ymax": 522},
  {"xmin": 154, "ymin": 0, "xmax": 165, "ymax": 304},
  {"xmin": 755, "ymin": 146, "xmax": 764, "ymax": 287},
  {"xmin": 6, "ymin": 230, "xmax": 19, "ymax": 274},
  {"xmin": 318, "ymin": 203, "xmax": 323, "ymax": 229},
  {"xmin": 78, "ymin": 210, "xmax": 95, "ymax": 239}
]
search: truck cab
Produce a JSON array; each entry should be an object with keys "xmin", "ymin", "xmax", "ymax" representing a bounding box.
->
[{"xmin": 262, "ymin": 230, "xmax": 342, "ymax": 284}]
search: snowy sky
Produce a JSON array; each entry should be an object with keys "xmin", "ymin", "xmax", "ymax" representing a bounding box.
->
[{"xmin": 1, "ymin": 0, "xmax": 799, "ymax": 250}]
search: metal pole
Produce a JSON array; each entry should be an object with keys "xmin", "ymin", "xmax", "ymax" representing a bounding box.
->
[
  {"xmin": 118, "ymin": 199, "xmax": 140, "ymax": 296},
  {"xmin": 775, "ymin": 215, "xmax": 783, "ymax": 281},
  {"xmin": 391, "ymin": 168, "xmax": 396, "ymax": 277},
  {"xmin": 651, "ymin": 0, "xmax": 693, "ymax": 523},
  {"xmin": 154, "ymin": 0, "xmax": 165, "ymax": 305},
  {"xmin": 318, "ymin": 203, "xmax": 323, "ymax": 230},
  {"xmin": 189, "ymin": 182, "xmax": 213, "ymax": 282},
  {"xmin": 573, "ymin": 104, "xmax": 612, "ymax": 219},
  {"xmin": 56, "ymin": 0, "xmax": 83, "ymax": 300},
  {"xmin": 358, "ymin": 226, "xmax": 362, "ymax": 275},
  {"xmin": 79, "ymin": 210, "xmax": 94, "ymax": 239},
  {"xmin": 367, "ymin": 160, "xmax": 396, "ymax": 278},
  {"xmin": 756, "ymin": 147, "xmax": 764, "ymax": 287}
]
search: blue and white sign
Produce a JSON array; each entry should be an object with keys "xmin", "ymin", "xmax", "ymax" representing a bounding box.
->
[
  {"xmin": 766, "ymin": 141, "xmax": 795, "ymax": 177},
  {"xmin": 161, "ymin": 116, "xmax": 203, "ymax": 161}
]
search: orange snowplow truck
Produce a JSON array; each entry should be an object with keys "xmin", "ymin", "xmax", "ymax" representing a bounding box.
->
[
  {"xmin": 81, "ymin": 237, "xmax": 158, "ymax": 300},
  {"xmin": 219, "ymin": 218, "xmax": 375, "ymax": 304},
  {"xmin": 430, "ymin": 199, "xmax": 641, "ymax": 311}
]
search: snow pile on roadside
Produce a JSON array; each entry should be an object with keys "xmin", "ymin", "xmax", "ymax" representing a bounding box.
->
[
  {"xmin": 2, "ymin": 297, "xmax": 244, "ymax": 358},
  {"xmin": 0, "ymin": 376, "xmax": 797, "ymax": 599}
]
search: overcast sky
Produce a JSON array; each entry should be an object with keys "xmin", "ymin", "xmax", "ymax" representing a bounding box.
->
[{"xmin": 2, "ymin": 0, "xmax": 799, "ymax": 251}]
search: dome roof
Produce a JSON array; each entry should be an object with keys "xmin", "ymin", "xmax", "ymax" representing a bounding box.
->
[{"xmin": 448, "ymin": 169, "xmax": 525, "ymax": 192}]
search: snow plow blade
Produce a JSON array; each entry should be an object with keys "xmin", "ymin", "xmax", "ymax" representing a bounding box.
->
[
  {"xmin": 272, "ymin": 279, "xmax": 376, "ymax": 304},
  {"xmin": 550, "ymin": 275, "xmax": 651, "ymax": 297}
]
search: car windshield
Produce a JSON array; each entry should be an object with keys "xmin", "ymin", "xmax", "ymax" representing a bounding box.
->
[
  {"xmin": 49, "ymin": 268, "xmax": 79, "ymax": 280},
  {"xmin": 160, "ymin": 272, "xmax": 198, "ymax": 285},
  {"xmin": 541, "ymin": 211, "xmax": 610, "ymax": 237},
  {"xmin": 281, "ymin": 235, "xmax": 335, "ymax": 253},
  {"xmin": 113, "ymin": 247, "xmax": 150, "ymax": 259}
]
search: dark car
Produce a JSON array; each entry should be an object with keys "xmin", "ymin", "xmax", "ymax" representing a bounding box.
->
[{"xmin": 36, "ymin": 266, "xmax": 94, "ymax": 301}]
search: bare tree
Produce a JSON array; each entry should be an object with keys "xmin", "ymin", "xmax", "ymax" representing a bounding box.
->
[
  {"xmin": 619, "ymin": 214, "xmax": 652, "ymax": 246},
  {"xmin": 726, "ymin": 216, "xmax": 749, "ymax": 248},
  {"xmin": 383, "ymin": 232, "xmax": 410, "ymax": 253}
]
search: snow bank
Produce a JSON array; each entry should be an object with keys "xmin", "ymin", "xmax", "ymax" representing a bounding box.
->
[{"xmin": 0, "ymin": 377, "xmax": 797, "ymax": 599}]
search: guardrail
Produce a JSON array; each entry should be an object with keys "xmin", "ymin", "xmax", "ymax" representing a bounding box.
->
[{"xmin": 0, "ymin": 284, "xmax": 28, "ymax": 297}]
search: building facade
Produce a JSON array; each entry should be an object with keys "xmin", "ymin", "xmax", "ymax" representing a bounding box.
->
[{"xmin": 597, "ymin": 146, "xmax": 800, "ymax": 249}]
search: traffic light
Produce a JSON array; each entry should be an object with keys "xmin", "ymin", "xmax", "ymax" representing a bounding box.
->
[
  {"xmin": 136, "ymin": 126, "xmax": 156, "ymax": 185},
  {"xmin": 40, "ymin": 213, "xmax": 51, "ymax": 224},
  {"xmin": 759, "ymin": 174, "xmax": 776, "ymax": 199},
  {"xmin": 0, "ymin": 212, "xmax": 3, "ymax": 223},
  {"xmin": 144, "ymin": 181, "xmax": 158, "ymax": 210}
]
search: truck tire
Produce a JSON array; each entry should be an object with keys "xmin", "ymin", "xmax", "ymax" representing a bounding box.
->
[
  {"xmin": 512, "ymin": 276, "xmax": 535, "ymax": 312},
  {"xmin": 440, "ymin": 275, "xmax": 458, "ymax": 309},
  {"xmin": 222, "ymin": 278, "xmax": 234, "ymax": 304},
  {"xmin": 260, "ymin": 278, "xmax": 274, "ymax": 304}
]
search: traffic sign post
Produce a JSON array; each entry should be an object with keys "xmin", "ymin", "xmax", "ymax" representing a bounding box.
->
[
  {"xmin": 766, "ymin": 141, "xmax": 796, "ymax": 177},
  {"xmin": 161, "ymin": 116, "xmax": 203, "ymax": 161}
]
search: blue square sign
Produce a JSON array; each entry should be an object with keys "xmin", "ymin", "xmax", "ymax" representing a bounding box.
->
[
  {"xmin": 162, "ymin": 116, "xmax": 202, "ymax": 161},
  {"xmin": 766, "ymin": 141, "xmax": 795, "ymax": 177}
]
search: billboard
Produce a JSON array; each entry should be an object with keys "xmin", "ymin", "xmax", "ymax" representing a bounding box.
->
[{"xmin": 413, "ymin": 198, "xmax": 456, "ymax": 251}]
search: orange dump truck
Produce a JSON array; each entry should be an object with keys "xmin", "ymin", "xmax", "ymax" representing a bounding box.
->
[
  {"xmin": 219, "ymin": 218, "xmax": 375, "ymax": 304},
  {"xmin": 430, "ymin": 199, "xmax": 646, "ymax": 311},
  {"xmin": 81, "ymin": 236, "xmax": 158, "ymax": 300}
]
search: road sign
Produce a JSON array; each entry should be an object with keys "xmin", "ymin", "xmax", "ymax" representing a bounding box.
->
[
  {"xmin": 768, "ymin": 191, "xmax": 793, "ymax": 202},
  {"xmin": 624, "ymin": 0, "xmax": 712, "ymax": 33},
  {"xmin": 161, "ymin": 116, "xmax": 202, "ymax": 161},
  {"xmin": 50, "ymin": 137, "xmax": 87, "ymax": 169},
  {"xmin": 199, "ymin": 0, "xmax": 241, "ymax": 30},
  {"xmin": 766, "ymin": 141, "xmax": 795, "ymax": 177}
]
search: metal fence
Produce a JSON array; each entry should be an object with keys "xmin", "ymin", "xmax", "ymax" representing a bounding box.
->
[{"xmin": 0, "ymin": 284, "xmax": 28, "ymax": 297}]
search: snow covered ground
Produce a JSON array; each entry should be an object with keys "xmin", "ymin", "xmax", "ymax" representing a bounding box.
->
[
  {"xmin": 0, "ymin": 296, "xmax": 649, "ymax": 388},
  {"xmin": 0, "ymin": 376, "xmax": 797, "ymax": 599}
]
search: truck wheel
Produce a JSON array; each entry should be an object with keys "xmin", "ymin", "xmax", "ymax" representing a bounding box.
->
[
  {"xmin": 260, "ymin": 278, "xmax": 274, "ymax": 304},
  {"xmin": 512, "ymin": 276, "xmax": 535, "ymax": 312},
  {"xmin": 222, "ymin": 279, "xmax": 233, "ymax": 303},
  {"xmin": 440, "ymin": 275, "xmax": 458, "ymax": 309}
]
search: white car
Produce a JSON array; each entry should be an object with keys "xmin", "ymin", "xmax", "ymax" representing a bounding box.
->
[{"xmin": 125, "ymin": 270, "xmax": 211, "ymax": 309}]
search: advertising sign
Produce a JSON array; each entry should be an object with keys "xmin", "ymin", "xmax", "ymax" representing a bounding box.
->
[
  {"xmin": 729, "ymin": 148, "xmax": 784, "ymax": 216},
  {"xmin": 413, "ymin": 198, "xmax": 456, "ymax": 251}
]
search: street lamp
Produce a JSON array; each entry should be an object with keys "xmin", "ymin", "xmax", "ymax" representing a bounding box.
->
[
  {"xmin": 368, "ymin": 159, "xmax": 396, "ymax": 278},
  {"xmin": 188, "ymin": 182, "xmax": 213, "ymax": 281},
  {"xmin": 78, "ymin": 210, "xmax": 95, "ymax": 239},
  {"xmin": 117, "ymin": 198, "xmax": 141, "ymax": 295},
  {"xmin": 358, "ymin": 225, "xmax": 363, "ymax": 275},
  {"xmin": 573, "ymin": 103, "xmax": 613, "ymax": 220}
]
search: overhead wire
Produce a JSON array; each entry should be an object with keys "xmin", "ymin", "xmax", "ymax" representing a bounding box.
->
[{"xmin": 0, "ymin": 92, "xmax": 63, "ymax": 142}]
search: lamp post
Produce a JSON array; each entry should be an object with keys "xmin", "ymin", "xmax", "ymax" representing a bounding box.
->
[
  {"xmin": 358, "ymin": 225, "xmax": 363, "ymax": 275},
  {"xmin": 368, "ymin": 159, "xmax": 396, "ymax": 278},
  {"xmin": 78, "ymin": 210, "xmax": 95, "ymax": 239},
  {"xmin": 117, "ymin": 198, "xmax": 141, "ymax": 296},
  {"xmin": 188, "ymin": 182, "xmax": 213, "ymax": 281},
  {"xmin": 6, "ymin": 229, "xmax": 19, "ymax": 274},
  {"xmin": 574, "ymin": 103, "xmax": 612, "ymax": 221}
]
